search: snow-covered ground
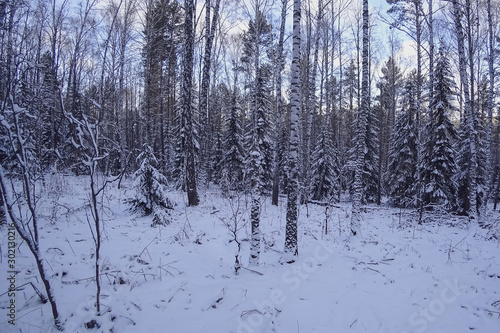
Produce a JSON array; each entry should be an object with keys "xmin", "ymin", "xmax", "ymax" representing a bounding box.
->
[{"xmin": 1, "ymin": 175, "xmax": 499, "ymax": 333}]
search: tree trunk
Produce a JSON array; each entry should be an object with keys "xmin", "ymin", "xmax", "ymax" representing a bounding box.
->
[
  {"xmin": 303, "ymin": 0, "xmax": 323, "ymax": 203},
  {"xmin": 199, "ymin": 0, "xmax": 221, "ymax": 185},
  {"xmin": 452, "ymin": 0, "xmax": 477, "ymax": 218},
  {"xmin": 272, "ymin": 0, "xmax": 288, "ymax": 206},
  {"xmin": 249, "ymin": 194, "xmax": 261, "ymax": 265},
  {"xmin": 182, "ymin": 0, "xmax": 199, "ymax": 206},
  {"xmin": 284, "ymin": 0, "xmax": 301, "ymax": 260},
  {"xmin": 350, "ymin": 0, "xmax": 370, "ymax": 237},
  {"xmin": 485, "ymin": 0, "xmax": 495, "ymax": 206}
]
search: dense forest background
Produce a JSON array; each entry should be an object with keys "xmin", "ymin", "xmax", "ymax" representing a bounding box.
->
[
  {"xmin": 1, "ymin": 0, "xmax": 500, "ymax": 220},
  {"xmin": 1, "ymin": 0, "xmax": 500, "ymax": 329}
]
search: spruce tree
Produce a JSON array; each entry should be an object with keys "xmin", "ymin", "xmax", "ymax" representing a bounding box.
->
[
  {"xmin": 386, "ymin": 75, "xmax": 419, "ymax": 207},
  {"xmin": 219, "ymin": 85, "xmax": 245, "ymax": 192},
  {"xmin": 129, "ymin": 145, "xmax": 173, "ymax": 226},
  {"xmin": 310, "ymin": 125, "xmax": 341, "ymax": 202},
  {"xmin": 419, "ymin": 48, "xmax": 458, "ymax": 210}
]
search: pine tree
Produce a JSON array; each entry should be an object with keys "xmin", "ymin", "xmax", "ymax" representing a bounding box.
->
[
  {"xmin": 129, "ymin": 145, "xmax": 173, "ymax": 226},
  {"xmin": 419, "ymin": 48, "xmax": 458, "ymax": 210},
  {"xmin": 386, "ymin": 75, "xmax": 419, "ymax": 207}
]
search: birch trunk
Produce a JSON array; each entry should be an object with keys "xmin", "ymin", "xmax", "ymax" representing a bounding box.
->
[
  {"xmin": 284, "ymin": 0, "xmax": 301, "ymax": 260},
  {"xmin": 350, "ymin": 0, "xmax": 370, "ymax": 237}
]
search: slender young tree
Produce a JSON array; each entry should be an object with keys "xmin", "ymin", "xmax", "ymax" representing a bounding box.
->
[
  {"xmin": 241, "ymin": 6, "xmax": 274, "ymax": 265},
  {"xmin": 0, "ymin": 103, "xmax": 63, "ymax": 330},
  {"xmin": 199, "ymin": 0, "xmax": 222, "ymax": 184},
  {"xmin": 271, "ymin": 0, "xmax": 288, "ymax": 206},
  {"xmin": 302, "ymin": 0, "xmax": 324, "ymax": 203},
  {"xmin": 284, "ymin": 0, "xmax": 301, "ymax": 260},
  {"xmin": 485, "ymin": 0, "xmax": 495, "ymax": 206}
]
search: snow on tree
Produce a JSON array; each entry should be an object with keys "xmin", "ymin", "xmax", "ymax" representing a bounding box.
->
[
  {"xmin": 350, "ymin": 0, "xmax": 370, "ymax": 236},
  {"xmin": 128, "ymin": 145, "xmax": 173, "ymax": 226},
  {"xmin": 310, "ymin": 125, "xmax": 341, "ymax": 202},
  {"xmin": 219, "ymin": 84, "xmax": 245, "ymax": 193},
  {"xmin": 451, "ymin": 0, "xmax": 478, "ymax": 218},
  {"xmin": 456, "ymin": 107, "xmax": 487, "ymax": 216},
  {"xmin": 0, "ymin": 101, "xmax": 62, "ymax": 330},
  {"xmin": 386, "ymin": 75, "xmax": 419, "ymax": 207},
  {"xmin": 180, "ymin": 0, "xmax": 199, "ymax": 206},
  {"xmin": 240, "ymin": 6, "xmax": 275, "ymax": 265},
  {"xmin": 284, "ymin": 0, "xmax": 301, "ymax": 260},
  {"xmin": 419, "ymin": 47, "xmax": 458, "ymax": 210}
]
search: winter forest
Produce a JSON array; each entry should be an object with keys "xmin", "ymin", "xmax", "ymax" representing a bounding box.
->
[{"xmin": 1, "ymin": 0, "xmax": 500, "ymax": 331}]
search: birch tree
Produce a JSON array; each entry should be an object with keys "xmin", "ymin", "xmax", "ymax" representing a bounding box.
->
[
  {"xmin": 350, "ymin": 0, "xmax": 370, "ymax": 236},
  {"xmin": 284, "ymin": 0, "xmax": 301, "ymax": 260}
]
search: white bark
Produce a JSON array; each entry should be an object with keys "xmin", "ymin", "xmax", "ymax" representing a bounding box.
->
[
  {"xmin": 350, "ymin": 0, "xmax": 370, "ymax": 237},
  {"xmin": 284, "ymin": 0, "xmax": 301, "ymax": 259}
]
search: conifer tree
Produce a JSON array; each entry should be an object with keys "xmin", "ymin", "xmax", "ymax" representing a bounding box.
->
[
  {"xmin": 419, "ymin": 48, "xmax": 458, "ymax": 210},
  {"xmin": 310, "ymin": 126, "xmax": 341, "ymax": 202},
  {"xmin": 129, "ymin": 145, "xmax": 173, "ymax": 226},
  {"xmin": 219, "ymin": 85, "xmax": 245, "ymax": 192},
  {"xmin": 386, "ymin": 75, "xmax": 419, "ymax": 207}
]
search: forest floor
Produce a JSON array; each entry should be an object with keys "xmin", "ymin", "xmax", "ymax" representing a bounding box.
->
[{"xmin": 1, "ymin": 175, "xmax": 500, "ymax": 333}]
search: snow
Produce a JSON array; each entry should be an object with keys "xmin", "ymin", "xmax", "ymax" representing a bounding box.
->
[{"xmin": 1, "ymin": 176, "xmax": 499, "ymax": 333}]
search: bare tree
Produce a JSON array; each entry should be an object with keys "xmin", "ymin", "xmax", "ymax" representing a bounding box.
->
[{"xmin": 0, "ymin": 98, "xmax": 62, "ymax": 331}]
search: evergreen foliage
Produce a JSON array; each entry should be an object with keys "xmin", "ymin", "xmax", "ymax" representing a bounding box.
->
[
  {"xmin": 386, "ymin": 76, "xmax": 419, "ymax": 207},
  {"xmin": 219, "ymin": 86, "xmax": 245, "ymax": 192},
  {"xmin": 129, "ymin": 145, "xmax": 173, "ymax": 226},
  {"xmin": 310, "ymin": 126, "xmax": 341, "ymax": 202},
  {"xmin": 419, "ymin": 48, "xmax": 458, "ymax": 210}
]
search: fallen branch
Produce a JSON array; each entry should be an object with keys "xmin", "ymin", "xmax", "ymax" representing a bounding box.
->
[{"xmin": 242, "ymin": 266, "xmax": 263, "ymax": 275}]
